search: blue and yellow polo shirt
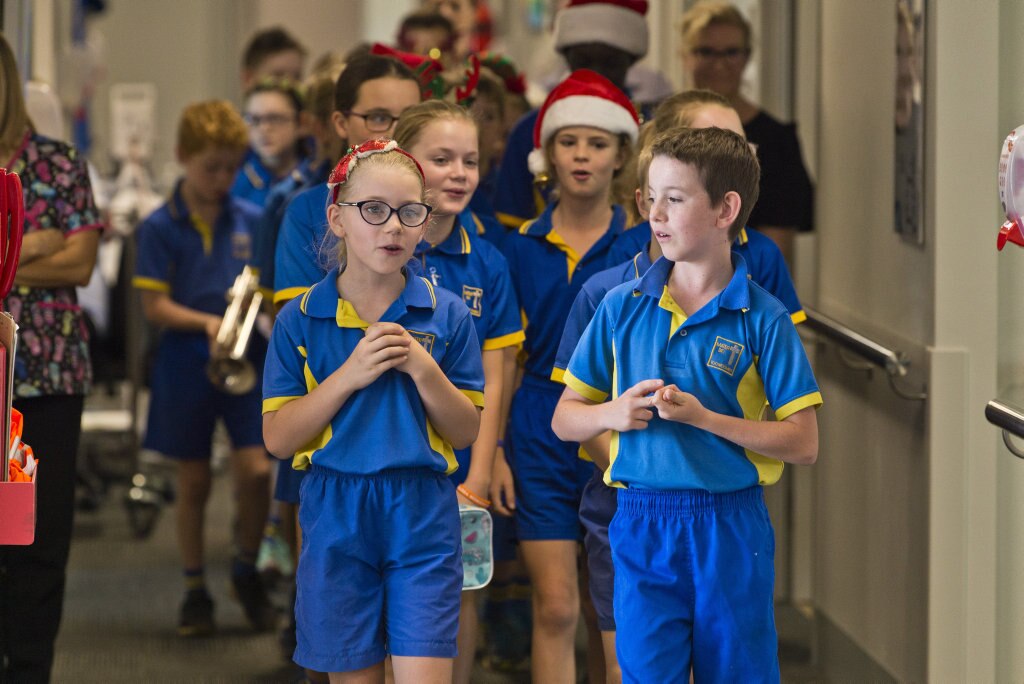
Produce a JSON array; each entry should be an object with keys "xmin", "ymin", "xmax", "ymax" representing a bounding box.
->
[
  {"xmin": 132, "ymin": 181, "xmax": 259, "ymax": 315},
  {"xmin": 253, "ymin": 159, "xmax": 330, "ymax": 300},
  {"xmin": 412, "ymin": 216, "xmax": 524, "ymax": 353},
  {"xmin": 552, "ymin": 250, "xmax": 652, "ymax": 383},
  {"xmin": 231, "ymin": 149, "xmax": 279, "ymax": 208},
  {"xmin": 263, "ymin": 267, "xmax": 485, "ymax": 475},
  {"xmin": 564, "ymin": 254, "xmax": 822, "ymax": 492},
  {"xmin": 273, "ymin": 183, "xmax": 331, "ymax": 306},
  {"xmin": 501, "ymin": 203, "xmax": 627, "ymax": 387},
  {"xmin": 460, "ymin": 206, "xmax": 509, "ymax": 249},
  {"xmin": 607, "ymin": 222, "xmax": 805, "ymax": 324}
]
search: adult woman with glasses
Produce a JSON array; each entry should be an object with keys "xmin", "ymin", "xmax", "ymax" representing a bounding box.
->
[{"xmin": 681, "ymin": 1, "xmax": 814, "ymax": 267}]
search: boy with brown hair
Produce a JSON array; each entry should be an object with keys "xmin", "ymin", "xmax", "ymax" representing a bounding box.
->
[
  {"xmin": 552, "ymin": 126, "xmax": 821, "ymax": 682},
  {"xmin": 133, "ymin": 100, "xmax": 275, "ymax": 637}
]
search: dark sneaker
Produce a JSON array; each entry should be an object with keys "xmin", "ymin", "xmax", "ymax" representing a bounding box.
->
[
  {"xmin": 231, "ymin": 571, "xmax": 277, "ymax": 631},
  {"xmin": 178, "ymin": 589, "xmax": 215, "ymax": 637}
]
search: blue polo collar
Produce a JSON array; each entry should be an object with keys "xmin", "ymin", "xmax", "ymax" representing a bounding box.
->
[
  {"xmin": 299, "ymin": 267, "xmax": 438, "ymax": 327},
  {"xmin": 636, "ymin": 253, "xmax": 752, "ymax": 316},
  {"xmin": 417, "ymin": 216, "xmax": 472, "ymax": 257},
  {"xmin": 518, "ymin": 203, "xmax": 627, "ymax": 239}
]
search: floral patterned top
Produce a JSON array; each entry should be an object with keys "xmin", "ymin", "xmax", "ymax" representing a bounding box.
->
[{"xmin": 3, "ymin": 131, "xmax": 102, "ymax": 397}]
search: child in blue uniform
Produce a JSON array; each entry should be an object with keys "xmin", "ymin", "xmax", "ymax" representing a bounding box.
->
[
  {"xmin": 552, "ymin": 126, "xmax": 822, "ymax": 683},
  {"xmin": 393, "ymin": 100, "xmax": 524, "ymax": 684},
  {"xmin": 133, "ymin": 100, "xmax": 274, "ymax": 636},
  {"xmin": 552, "ymin": 91, "xmax": 805, "ymax": 681},
  {"xmin": 274, "ymin": 53, "xmax": 422, "ymax": 307},
  {"xmin": 232, "ymin": 79, "xmax": 308, "ymax": 208},
  {"xmin": 262, "ymin": 139, "xmax": 484, "ymax": 681},
  {"xmin": 500, "ymin": 69, "xmax": 639, "ymax": 682}
]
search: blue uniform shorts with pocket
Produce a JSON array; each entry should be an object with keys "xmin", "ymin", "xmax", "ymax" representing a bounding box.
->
[
  {"xmin": 294, "ymin": 466, "xmax": 462, "ymax": 673},
  {"xmin": 273, "ymin": 458, "xmax": 306, "ymax": 503},
  {"xmin": 507, "ymin": 382, "xmax": 592, "ymax": 540},
  {"xmin": 143, "ymin": 331, "xmax": 265, "ymax": 460},
  {"xmin": 579, "ymin": 466, "xmax": 617, "ymax": 632},
  {"xmin": 610, "ymin": 486, "xmax": 779, "ymax": 684}
]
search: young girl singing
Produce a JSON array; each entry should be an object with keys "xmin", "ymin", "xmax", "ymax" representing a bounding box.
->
[
  {"xmin": 262, "ymin": 139, "xmax": 484, "ymax": 683},
  {"xmin": 393, "ymin": 100, "xmax": 524, "ymax": 684},
  {"xmin": 500, "ymin": 69, "xmax": 638, "ymax": 682}
]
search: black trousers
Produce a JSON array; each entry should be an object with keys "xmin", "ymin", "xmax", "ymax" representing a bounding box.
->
[{"xmin": 1, "ymin": 395, "xmax": 84, "ymax": 684}]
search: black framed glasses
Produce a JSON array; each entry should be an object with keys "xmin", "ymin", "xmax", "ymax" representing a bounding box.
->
[
  {"xmin": 335, "ymin": 200, "xmax": 433, "ymax": 228},
  {"xmin": 344, "ymin": 110, "xmax": 402, "ymax": 132}
]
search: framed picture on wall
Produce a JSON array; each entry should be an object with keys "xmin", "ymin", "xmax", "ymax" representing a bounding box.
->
[{"xmin": 894, "ymin": 0, "xmax": 925, "ymax": 245}]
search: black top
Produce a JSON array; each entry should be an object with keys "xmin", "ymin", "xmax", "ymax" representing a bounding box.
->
[{"xmin": 744, "ymin": 110, "xmax": 815, "ymax": 233}]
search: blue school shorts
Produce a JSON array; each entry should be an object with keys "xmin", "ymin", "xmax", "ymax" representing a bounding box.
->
[
  {"xmin": 506, "ymin": 382, "xmax": 592, "ymax": 540},
  {"xmin": 579, "ymin": 466, "xmax": 617, "ymax": 632},
  {"xmin": 294, "ymin": 466, "xmax": 462, "ymax": 673},
  {"xmin": 143, "ymin": 332, "xmax": 264, "ymax": 460},
  {"xmin": 273, "ymin": 458, "xmax": 306, "ymax": 503},
  {"xmin": 610, "ymin": 486, "xmax": 779, "ymax": 684}
]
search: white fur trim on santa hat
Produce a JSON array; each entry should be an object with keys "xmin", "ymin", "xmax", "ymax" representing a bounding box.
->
[
  {"xmin": 539, "ymin": 94, "xmax": 639, "ymax": 150},
  {"xmin": 554, "ymin": 4, "xmax": 648, "ymax": 58},
  {"xmin": 528, "ymin": 148, "xmax": 547, "ymax": 176}
]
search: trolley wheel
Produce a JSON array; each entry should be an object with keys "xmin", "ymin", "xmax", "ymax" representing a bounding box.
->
[{"xmin": 124, "ymin": 475, "xmax": 164, "ymax": 539}]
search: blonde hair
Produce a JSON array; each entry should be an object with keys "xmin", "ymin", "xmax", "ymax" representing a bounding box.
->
[
  {"xmin": 393, "ymin": 100, "xmax": 477, "ymax": 152},
  {"xmin": 324, "ymin": 148, "xmax": 427, "ymax": 270},
  {"xmin": 625, "ymin": 89, "xmax": 735, "ymax": 226},
  {"xmin": 680, "ymin": 2, "xmax": 753, "ymax": 53},
  {"xmin": 0, "ymin": 32, "xmax": 33, "ymax": 156},
  {"xmin": 176, "ymin": 100, "xmax": 249, "ymax": 160}
]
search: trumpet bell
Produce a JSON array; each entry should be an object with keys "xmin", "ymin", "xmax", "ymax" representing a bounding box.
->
[{"xmin": 206, "ymin": 356, "xmax": 257, "ymax": 395}]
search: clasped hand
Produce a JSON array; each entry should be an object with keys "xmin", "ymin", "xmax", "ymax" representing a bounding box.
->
[
  {"xmin": 604, "ymin": 379, "xmax": 705, "ymax": 431},
  {"xmin": 341, "ymin": 322, "xmax": 430, "ymax": 390}
]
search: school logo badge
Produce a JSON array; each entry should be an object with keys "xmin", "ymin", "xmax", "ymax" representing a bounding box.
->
[
  {"xmin": 707, "ymin": 337, "xmax": 744, "ymax": 376},
  {"xmin": 462, "ymin": 286, "xmax": 483, "ymax": 317},
  {"xmin": 408, "ymin": 330, "xmax": 436, "ymax": 355}
]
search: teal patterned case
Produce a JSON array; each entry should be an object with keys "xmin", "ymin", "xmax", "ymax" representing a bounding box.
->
[{"xmin": 459, "ymin": 504, "xmax": 493, "ymax": 591}]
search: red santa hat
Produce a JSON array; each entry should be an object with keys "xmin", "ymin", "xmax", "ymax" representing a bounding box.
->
[
  {"xmin": 528, "ymin": 69, "xmax": 640, "ymax": 176},
  {"xmin": 553, "ymin": 0, "xmax": 649, "ymax": 59}
]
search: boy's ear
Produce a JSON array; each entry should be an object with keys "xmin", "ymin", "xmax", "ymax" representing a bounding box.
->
[
  {"xmin": 174, "ymin": 146, "xmax": 187, "ymax": 165},
  {"xmin": 634, "ymin": 187, "xmax": 649, "ymax": 221},
  {"xmin": 715, "ymin": 190, "xmax": 743, "ymax": 231}
]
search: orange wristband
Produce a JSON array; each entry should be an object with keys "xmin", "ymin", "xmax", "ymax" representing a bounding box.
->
[{"xmin": 457, "ymin": 484, "xmax": 491, "ymax": 508}]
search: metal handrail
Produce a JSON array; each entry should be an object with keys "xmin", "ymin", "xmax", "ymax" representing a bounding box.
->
[
  {"xmin": 986, "ymin": 399, "xmax": 1024, "ymax": 458},
  {"xmin": 803, "ymin": 307, "xmax": 927, "ymax": 401}
]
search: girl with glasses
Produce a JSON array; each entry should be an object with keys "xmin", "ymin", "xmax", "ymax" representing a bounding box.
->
[
  {"xmin": 263, "ymin": 139, "xmax": 484, "ymax": 682},
  {"xmin": 394, "ymin": 100, "xmax": 524, "ymax": 684}
]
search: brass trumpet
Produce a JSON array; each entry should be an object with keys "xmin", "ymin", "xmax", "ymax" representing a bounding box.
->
[{"xmin": 206, "ymin": 265, "xmax": 263, "ymax": 395}]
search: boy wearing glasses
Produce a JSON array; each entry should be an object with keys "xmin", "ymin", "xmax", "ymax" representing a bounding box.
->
[
  {"xmin": 232, "ymin": 79, "xmax": 309, "ymax": 208},
  {"xmin": 133, "ymin": 101, "xmax": 275, "ymax": 637}
]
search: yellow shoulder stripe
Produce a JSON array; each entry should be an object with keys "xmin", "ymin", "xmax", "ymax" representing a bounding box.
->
[
  {"xmin": 132, "ymin": 276, "xmax": 170, "ymax": 293},
  {"xmin": 564, "ymin": 370, "xmax": 609, "ymax": 403}
]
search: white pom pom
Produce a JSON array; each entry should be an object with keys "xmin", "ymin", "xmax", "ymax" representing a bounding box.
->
[{"xmin": 527, "ymin": 148, "xmax": 547, "ymax": 177}]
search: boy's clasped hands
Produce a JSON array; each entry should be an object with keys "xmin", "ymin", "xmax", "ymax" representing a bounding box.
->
[{"xmin": 603, "ymin": 378, "xmax": 706, "ymax": 431}]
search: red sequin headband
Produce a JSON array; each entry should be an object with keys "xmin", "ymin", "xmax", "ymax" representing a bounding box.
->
[{"xmin": 327, "ymin": 139, "xmax": 426, "ymax": 204}]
